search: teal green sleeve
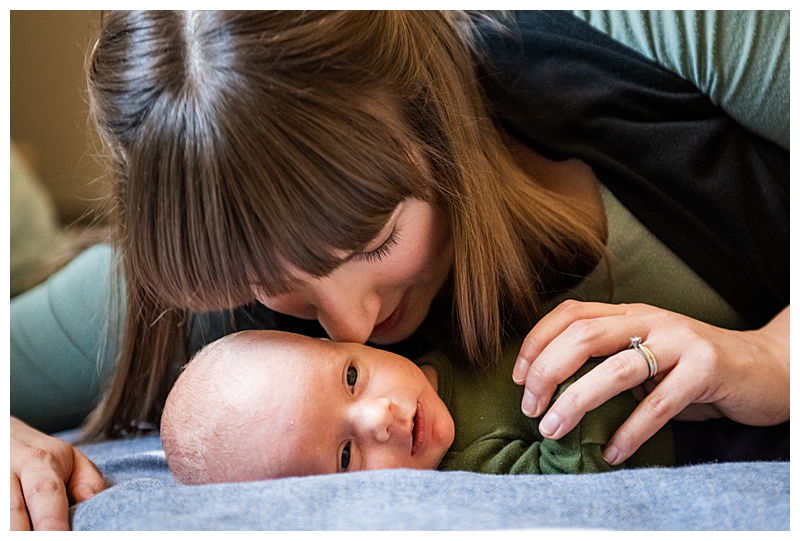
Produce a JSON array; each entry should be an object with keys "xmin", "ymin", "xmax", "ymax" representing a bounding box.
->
[
  {"xmin": 10, "ymin": 244, "xmax": 124, "ymax": 434},
  {"xmin": 571, "ymin": 10, "xmax": 789, "ymax": 149}
]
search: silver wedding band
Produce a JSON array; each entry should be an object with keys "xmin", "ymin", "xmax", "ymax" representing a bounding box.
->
[{"xmin": 629, "ymin": 336, "xmax": 658, "ymax": 380}]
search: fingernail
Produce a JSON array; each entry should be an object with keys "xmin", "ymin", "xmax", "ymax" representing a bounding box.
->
[
  {"xmin": 521, "ymin": 389, "xmax": 538, "ymax": 416},
  {"xmin": 513, "ymin": 358, "xmax": 530, "ymax": 384},
  {"xmin": 604, "ymin": 445, "xmax": 620, "ymax": 465},
  {"xmin": 540, "ymin": 411, "xmax": 560, "ymax": 437}
]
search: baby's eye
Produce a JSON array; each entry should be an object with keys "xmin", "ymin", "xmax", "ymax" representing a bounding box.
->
[
  {"xmin": 346, "ymin": 365, "xmax": 358, "ymax": 390},
  {"xmin": 341, "ymin": 442, "xmax": 352, "ymax": 471}
]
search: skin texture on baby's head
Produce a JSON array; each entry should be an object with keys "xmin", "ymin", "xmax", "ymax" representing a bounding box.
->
[{"xmin": 161, "ymin": 330, "xmax": 454, "ymax": 485}]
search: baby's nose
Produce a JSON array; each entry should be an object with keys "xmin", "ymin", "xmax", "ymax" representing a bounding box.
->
[{"xmin": 353, "ymin": 397, "xmax": 393, "ymax": 442}]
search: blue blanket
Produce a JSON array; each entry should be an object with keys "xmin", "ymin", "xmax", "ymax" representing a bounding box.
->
[{"xmin": 69, "ymin": 434, "xmax": 788, "ymax": 530}]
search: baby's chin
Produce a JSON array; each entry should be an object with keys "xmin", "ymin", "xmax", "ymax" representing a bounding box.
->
[
  {"xmin": 440, "ymin": 411, "xmax": 456, "ymax": 456},
  {"xmin": 425, "ymin": 423, "xmax": 455, "ymax": 471},
  {"xmin": 427, "ymin": 399, "xmax": 455, "ymax": 470}
]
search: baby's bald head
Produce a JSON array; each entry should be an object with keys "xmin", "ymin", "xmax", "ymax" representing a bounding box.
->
[{"xmin": 161, "ymin": 331, "xmax": 294, "ymax": 485}]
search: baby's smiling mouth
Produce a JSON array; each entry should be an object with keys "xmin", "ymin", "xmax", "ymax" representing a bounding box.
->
[{"xmin": 411, "ymin": 402, "xmax": 425, "ymax": 456}]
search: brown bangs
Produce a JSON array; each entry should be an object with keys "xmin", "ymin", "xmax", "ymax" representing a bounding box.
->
[
  {"xmin": 95, "ymin": 11, "xmax": 453, "ymax": 313},
  {"xmin": 123, "ymin": 73, "xmax": 431, "ymax": 312},
  {"xmin": 233, "ymin": 90, "xmax": 432, "ymax": 300}
]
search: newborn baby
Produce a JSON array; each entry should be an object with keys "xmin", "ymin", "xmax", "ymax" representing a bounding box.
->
[{"xmin": 161, "ymin": 330, "xmax": 675, "ymax": 485}]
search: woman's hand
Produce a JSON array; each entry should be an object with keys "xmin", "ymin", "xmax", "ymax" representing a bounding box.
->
[
  {"xmin": 10, "ymin": 417, "xmax": 107, "ymax": 530},
  {"xmin": 513, "ymin": 301, "xmax": 790, "ymax": 465}
]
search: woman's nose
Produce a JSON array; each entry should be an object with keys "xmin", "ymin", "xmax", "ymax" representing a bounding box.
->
[
  {"xmin": 254, "ymin": 271, "xmax": 381, "ymax": 344},
  {"xmin": 352, "ymin": 398, "xmax": 393, "ymax": 442},
  {"xmin": 314, "ymin": 281, "xmax": 380, "ymax": 344}
]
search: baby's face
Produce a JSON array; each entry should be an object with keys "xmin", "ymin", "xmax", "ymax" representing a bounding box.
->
[{"xmin": 238, "ymin": 332, "xmax": 455, "ymax": 480}]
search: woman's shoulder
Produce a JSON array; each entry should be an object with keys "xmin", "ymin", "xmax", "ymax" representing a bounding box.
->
[{"xmin": 570, "ymin": 10, "xmax": 789, "ymax": 149}]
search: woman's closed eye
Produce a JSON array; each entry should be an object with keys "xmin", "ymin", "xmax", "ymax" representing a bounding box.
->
[{"xmin": 354, "ymin": 228, "xmax": 400, "ymax": 264}]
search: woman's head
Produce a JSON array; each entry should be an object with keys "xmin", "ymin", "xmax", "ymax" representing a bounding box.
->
[
  {"xmin": 89, "ymin": 12, "xmax": 447, "ymax": 308},
  {"xmin": 89, "ymin": 11, "xmax": 490, "ymax": 344}
]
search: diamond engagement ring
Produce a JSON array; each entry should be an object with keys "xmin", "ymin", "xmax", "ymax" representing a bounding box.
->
[{"xmin": 629, "ymin": 336, "xmax": 658, "ymax": 380}]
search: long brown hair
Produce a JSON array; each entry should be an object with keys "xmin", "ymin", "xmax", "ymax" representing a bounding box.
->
[{"xmin": 83, "ymin": 11, "xmax": 605, "ymax": 439}]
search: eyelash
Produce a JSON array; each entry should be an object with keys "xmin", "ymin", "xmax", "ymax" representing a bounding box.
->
[{"xmin": 355, "ymin": 229, "xmax": 400, "ymax": 263}]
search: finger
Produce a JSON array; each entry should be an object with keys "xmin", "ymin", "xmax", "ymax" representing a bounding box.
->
[
  {"xmin": 10, "ymin": 472, "xmax": 31, "ymax": 531},
  {"xmin": 538, "ymin": 350, "xmax": 653, "ymax": 439},
  {"xmin": 521, "ymin": 313, "xmax": 653, "ymax": 417},
  {"xmin": 603, "ymin": 367, "xmax": 704, "ymax": 465},
  {"xmin": 514, "ymin": 301, "xmax": 634, "ymax": 382},
  {"xmin": 20, "ymin": 465, "xmax": 71, "ymax": 531},
  {"xmin": 67, "ymin": 450, "xmax": 107, "ymax": 503}
]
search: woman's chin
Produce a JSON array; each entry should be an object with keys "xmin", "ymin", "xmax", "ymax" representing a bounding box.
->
[{"xmin": 368, "ymin": 331, "xmax": 412, "ymax": 346}]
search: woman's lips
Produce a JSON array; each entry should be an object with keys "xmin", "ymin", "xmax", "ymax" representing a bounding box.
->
[
  {"xmin": 371, "ymin": 293, "xmax": 408, "ymax": 338},
  {"xmin": 411, "ymin": 402, "xmax": 426, "ymax": 456}
]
